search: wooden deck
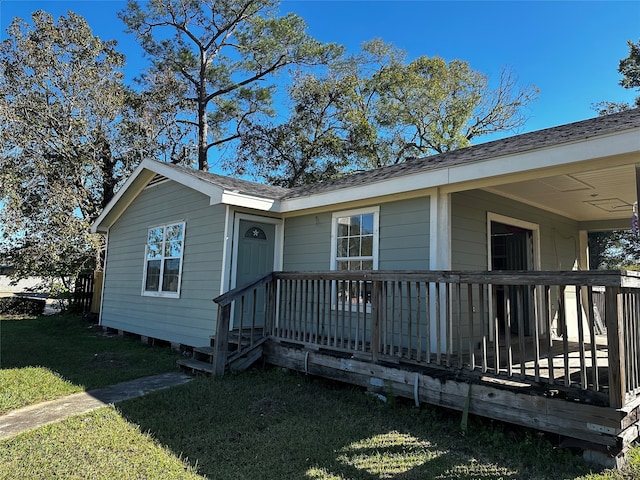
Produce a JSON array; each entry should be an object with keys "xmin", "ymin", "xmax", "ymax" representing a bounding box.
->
[{"xmin": 212, "ymin": 269, "xmax": 640, "ymax": 466}]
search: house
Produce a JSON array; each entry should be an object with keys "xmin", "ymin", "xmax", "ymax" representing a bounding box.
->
[
  {"xmin": 92, "ymin": 108, "xmax": 640, "ymax": 465},
  {"xmin": 0, "ymin": 265, "xmax": 45, "ymax": 298}
]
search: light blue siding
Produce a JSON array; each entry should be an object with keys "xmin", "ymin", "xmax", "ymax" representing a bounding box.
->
[
  {"xmin": 101, "ymin": 180, "xmax": 226, "ymax": 346},
  {"xmin": 451, "ymin": 189, "xmax": 582, "ymax": 350},
  {"xmin": 283, "ymin": 212, "xmax": 332, "ymax": 270},
  {"xmin": 379, "ymin": 197, "xmax": 430, "ymax": 270},
  {"xmin": 283, "ymin": 197, "xmax": 430, "ymax": 270},
  {"xmin": 452, "ymin": 190, "xmax": 580, "ymax": 270}
]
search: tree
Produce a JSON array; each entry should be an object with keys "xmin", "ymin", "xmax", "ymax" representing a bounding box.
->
[
  {"xmin": 232, "ymin": 39, "xmax": 538, "ymax": 186},
  {"xmin": 592, "ymin": 38, "xmax": 640, "ymax": 114},
  {"xmin": 589, "ymin": 231, "xmax": 640, "ymax": 270},
  {"xmin": 0, "ymin": 11, "xmax": 154, "ymax": 284},
  {"xmin": 234, "ymin": 73, "xmax": 352, "ymax": 187},
  {"xmin": 119, "ymin": 0, "xmax": 342, "ymax": 171},
  {"xmin": 618, "ymin": 39, "xmax": 640, "ymax": 106},
  {"xmin": 588, "ymin": 39, "xmax": 640, "ymax": 269}
]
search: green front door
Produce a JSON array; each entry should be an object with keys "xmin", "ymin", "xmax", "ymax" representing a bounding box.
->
[{"xmin": 234, "ymin": 220, "xmax": 276, "ymax": 328}]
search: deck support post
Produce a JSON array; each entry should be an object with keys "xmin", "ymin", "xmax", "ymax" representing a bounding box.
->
[
  {"xmin": 213, "ymin": 303, "xmax": 231, "ymax": 376},
  {"xmin": 371, "ymin": 280, "xmax": 383, "ymax": 362},
  {"xmin": 605, "ymin": 286, "xmax": 626, "ymax": 408}
]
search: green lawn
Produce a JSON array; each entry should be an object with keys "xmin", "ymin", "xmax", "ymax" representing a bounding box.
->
[
  {"xmin": 4, "ymin": 368, "xmax": 638, "ymax": 479},
  {"xmin": 0, "ymin": 407, "xmax": 203, "ymax": 479},
  {"xmin": 0, "ymin": 313, "xmax": 180, "ymax": 413},
  {"xmin": 1, "ymin": 314, "xmax": 639, "ymax": 479}
]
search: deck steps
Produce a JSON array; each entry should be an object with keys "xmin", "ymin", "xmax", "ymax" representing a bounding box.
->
[
  {"xmin": 228, "ymin": 344, "xmax": 264, "ymax": 372},
  {"xmin": 178, "ymin": 332, "xmax": 266, "ymax": 375},
  {"xmin": 193, "ymin": 346, "xmax": 215, "ymax": 361},
  {"xmin": 176, "ymin": 357, "xmax": 213, "ymax": 374}
]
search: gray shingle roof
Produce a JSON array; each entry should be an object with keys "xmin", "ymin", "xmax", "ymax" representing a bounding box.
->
[
  {"xmin": 282, "ymin": 107, "xmax": 640, "ymax": 199},
  {"xmin": 167, "ymin": 162, "xmax": 290, "ymax": 199},
  {"xmin": 159, "ymin": 108, "xmax": 640, "ymax": 201}
]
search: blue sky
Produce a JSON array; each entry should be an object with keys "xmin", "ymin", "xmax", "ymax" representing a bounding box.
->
[{"xmin": 1, "ymin": 0, "xmax": 639, "ymax": 138}]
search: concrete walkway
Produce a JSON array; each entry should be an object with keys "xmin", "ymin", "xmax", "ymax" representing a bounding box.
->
[{"xmin": 0, "ymin": 371, "xmax": 193, "ymax": 440}]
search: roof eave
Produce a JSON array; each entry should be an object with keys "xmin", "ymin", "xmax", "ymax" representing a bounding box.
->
[
  {"xmin": 279, "ymin": 126, "xmax": 640, "ymax": 213},
  {"xmin": 91, "ymin": 159, "xmax": 283, "ymax": 233}
]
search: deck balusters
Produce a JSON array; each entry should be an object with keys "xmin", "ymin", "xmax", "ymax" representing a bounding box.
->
[{"xmin": 215, "ymin": 270, "xmax": 640, "ymax": 408}]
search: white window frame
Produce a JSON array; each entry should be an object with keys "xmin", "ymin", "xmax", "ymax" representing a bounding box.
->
[
  {"xmin": 142, "ymin": 221, "xmax": 186, "ymax": 298},
  {"xmin": 330, "ymin": 206, "xmax": 380, "ymax": 311},
  {"xmin": 330, "ymin": 206, "xmax": 380, "ymax": 271}
]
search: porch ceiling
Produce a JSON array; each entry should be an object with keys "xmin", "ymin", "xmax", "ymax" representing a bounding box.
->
[{"xmin": 485, "ymin": 162, "xmax": 639, "ymax": 224}]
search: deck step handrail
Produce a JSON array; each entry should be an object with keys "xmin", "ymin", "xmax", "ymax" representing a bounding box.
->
[
  {"xmin": 211, "ymin": 272, "xmax": 275, "ymax": 375},
  {"xmin": 214, "ymin": 272, "xmax": 274, "ymax": 306}
]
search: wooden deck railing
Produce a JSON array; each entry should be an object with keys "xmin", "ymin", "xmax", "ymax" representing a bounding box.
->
[
  {"xmin": 212, "ymin": 273, "xmax": 275, "ymax": 375},
  {"xmin": 214, "ymin": 270, "xmax": 640, "ymax": 408}
]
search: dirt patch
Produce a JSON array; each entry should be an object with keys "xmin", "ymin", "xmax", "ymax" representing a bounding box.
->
[
  {"xmin": 248, "ymin": 397, "xmax": 288, "ymax": 416},
  {"xmin": 87, "ymin": 352, "xmax": 130, "ymax": 369}
]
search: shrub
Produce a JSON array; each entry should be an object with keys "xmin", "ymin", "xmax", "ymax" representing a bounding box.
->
[{"xmin": 0, "ymin": 296, "xmax": 46, "ymax": 315}]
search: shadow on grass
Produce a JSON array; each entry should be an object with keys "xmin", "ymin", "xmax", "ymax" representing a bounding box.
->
[
  {"xmin": 116, "ymin": 367, "xmax": 600, "ymax": 480},
  {"xmin": 0, "ymin": 314, "xmax": 180, "ymax": 391}
]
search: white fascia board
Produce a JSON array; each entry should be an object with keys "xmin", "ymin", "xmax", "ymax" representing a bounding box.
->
[
  {"xmin": 447, "ymin": 128, "xmax": 640, "ymax": 186},
  {"xmin": 147, "ymin": 160, "xmax": 224, "ymax": 200},
  {"xmin": 219, "ymin": 190, "xmax": 280, "ymax": 211},
  {"xmin": 91, "ymin": 160, "xmax": 155, "ymax": 233},
  {"xmin": 145, "ymin": 161, "xmax": 282, "ymax": 210},
  {"xmin": 279, "ymin": 127, "xmax": 640, "ymax": 213},
  {"xmin": 91, "ymin": 159, "xmax": 225, "ymax": 233},
  {"xmin": 279, "ymin": 169, "xmax": 450, "ymax": 212}
]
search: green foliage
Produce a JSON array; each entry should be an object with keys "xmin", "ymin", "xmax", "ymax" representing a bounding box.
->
[
  {"xmin": 49, "ymin": 281, "xmax": 71, "ymax": 312},
  {"xmin": 593, "ymin": 38, "xmax": 640, "ymax": 114},
  {"xmin": 0, "ymin": 296, "xmax": 45, "ymax": 316},
  {"xmin": 0, "ymin": 10, "xmax": 185, "ymax": 281},
  {"xmin": 234, "ymin": 73, "xmax": 352, "ymax": 187},
  {"xmin": 119, "ymin": 0, "xmax": 342, "ymax": 171},
  {"xmin": 0, "ymin": 11, "xmax": 129, "ymax": 280},
  {"xmin": 619, "ymin": 39, "xmax": 640, "ymax": 106},
  {"xmin": 589, "ymin": 230, "xmax": 640, "ymax": 270},
  {"xmin": 233, "ymin": 39, "xmax": 538, "ymax": 186}
]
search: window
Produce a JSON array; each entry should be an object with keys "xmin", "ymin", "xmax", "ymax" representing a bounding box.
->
[
  {"xmin": 244, "ymin": 226, "xmax": 267, "ymax": 240},
  {"xmin": 143, "ymin": 222, "xmax": 185, "ymax": 297},
  {"xmin": 331, "ymin": 207, "xmax": 379, "ymax": 309}
]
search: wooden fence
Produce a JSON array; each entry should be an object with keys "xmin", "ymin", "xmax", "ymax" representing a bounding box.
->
[{"xmin": 72, "ymin": 272, "xmax": 95, "ymax": 313}]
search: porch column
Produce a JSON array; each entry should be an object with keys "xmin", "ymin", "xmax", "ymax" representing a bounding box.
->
[
  {"xmin": 430, "ymin": 190, "xmax": 451, "ymax": 353},
  {"xmin": 578, "ymin": 230, "xmax": 589, "ymax": 270},
  {"xmin": 430, "ymin": 189, "xmax": 452, "ymax": 270}
]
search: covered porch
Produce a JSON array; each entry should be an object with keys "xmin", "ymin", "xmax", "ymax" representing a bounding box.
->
[
  {"xmin": 211, "ymin": 269, "xmax": 640, "ymax": 465},
  {"xmin": 208, "ymin": 121, "xmax": 640, "ymax": 465}
]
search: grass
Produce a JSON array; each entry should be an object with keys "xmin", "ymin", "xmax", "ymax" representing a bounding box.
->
[
  {"xmin": 0, "ymin": 313, "xmax": 181, "ymax": 413},
  {"xmin": 4, "ymin": 367, "xmax": 639, "ymax": 479},
  {"xmin": 0, "ymin": 407, "xmax": 203, "ymax": 479},
  {"xmin": 2, "ymin": 313, "xmax": 640, "ymax": 479}
]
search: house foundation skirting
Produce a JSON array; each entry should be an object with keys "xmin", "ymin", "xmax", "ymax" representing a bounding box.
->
[{"xmin": 263, "ymin": 341, "xmax": 639, "ymax": 467}]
